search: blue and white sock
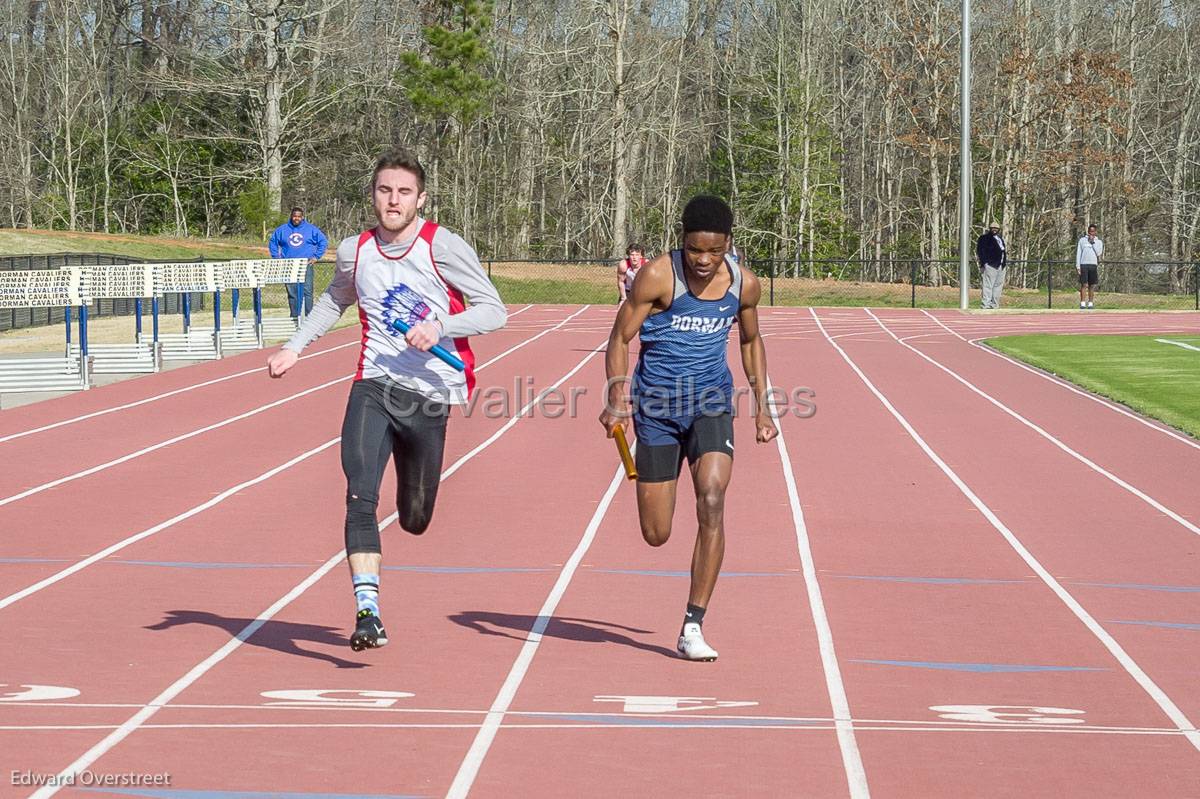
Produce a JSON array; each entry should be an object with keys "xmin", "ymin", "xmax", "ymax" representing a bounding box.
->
[{"xmin": 353, "ymin": 573, "xmax": 380, "ymax": 617}]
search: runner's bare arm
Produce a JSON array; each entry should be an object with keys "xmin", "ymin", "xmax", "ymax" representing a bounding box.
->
[{"xmin": 600, "ymin": 254, "xmax": 672, "ymax": 436}]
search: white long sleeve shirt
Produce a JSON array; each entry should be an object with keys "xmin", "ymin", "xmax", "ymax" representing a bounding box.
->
[
  {"xmin": 285, "ymin": 219, "xmax": 506, "ymax": 403},
  {"xmin": 1076, "ymin": 236, "xmax": 1104, "ymax": 267}
]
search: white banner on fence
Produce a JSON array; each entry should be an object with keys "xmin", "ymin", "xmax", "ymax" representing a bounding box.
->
[
  {"xmin": 221, "ymin": 260, "xmax": 262, "ymax": 290},
  {"xmin": 156, "ymin": 262, "xmax": 221, "ymax": 293},
  {"xmin": 0, "ymin": 269, "xmax": 87, "ymax": 309},
  {"xmin": 254, "ymin": 257, "xmax": 308, "ymax": 285},
  {"xmin": 76, "ymin": 263, "xmax": 156, "ymax": 299}
]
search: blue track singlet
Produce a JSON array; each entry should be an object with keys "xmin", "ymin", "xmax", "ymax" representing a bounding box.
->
[{"xmin": 631, "ymin": 250, "xmax": 743, "ymax": 445}]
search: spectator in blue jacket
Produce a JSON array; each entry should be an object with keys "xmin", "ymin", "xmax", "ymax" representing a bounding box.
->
[{"xmin": 269, "ymin": 206, "xmax": 328, "ymax": 317}]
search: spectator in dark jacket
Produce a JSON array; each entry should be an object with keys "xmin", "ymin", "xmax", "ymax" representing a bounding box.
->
[
  {"xmin": 976, "ymin": 222, "xmax": 1007, "ymax": 309},
  {"xmin": 269, "ymin": 206, "xmax": 328, "ymax": 317}
]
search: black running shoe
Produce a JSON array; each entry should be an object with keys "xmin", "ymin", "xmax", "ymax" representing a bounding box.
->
[{"xmin": 350, "ymin": 609, "xmax": 389, "ymax": 651}]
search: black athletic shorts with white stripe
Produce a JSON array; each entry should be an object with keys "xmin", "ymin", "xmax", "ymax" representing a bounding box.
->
[{"xmin": 634, "ymin": 412, "xmax": 734, "ymax": 483}]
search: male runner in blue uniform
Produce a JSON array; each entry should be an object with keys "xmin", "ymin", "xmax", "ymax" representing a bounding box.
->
[{"xmin": 599, "ymin": 195, "xmax": 778, "ymax": 661}]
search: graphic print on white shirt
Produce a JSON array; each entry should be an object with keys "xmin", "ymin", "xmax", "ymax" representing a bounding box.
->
[
  {"xmin": 352, "ymin": 222, "xmax": 475, "ymax": 404},
  {"xmin": 380, "ymin": 283, "xmax": 435, "ymax": 332}
]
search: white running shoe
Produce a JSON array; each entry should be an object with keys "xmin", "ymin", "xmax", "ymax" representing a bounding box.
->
[
  {"xmin": 1087, "ymin": 301, "xmax": 1094, "ymax": 308},
  {"xmin": 677, "ymin": 622, "xmax": 719, "ymax": 662},
  {"xmin": 1080, "ymin": 302, "xmax": 1086, "ymax": 309}
]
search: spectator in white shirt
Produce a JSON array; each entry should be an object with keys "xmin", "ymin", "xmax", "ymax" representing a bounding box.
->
[{"xmin": 1075, "ymin": 224, "xmax": 1103, "ymax": 309}]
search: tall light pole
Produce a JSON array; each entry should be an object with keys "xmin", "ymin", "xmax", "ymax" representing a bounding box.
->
[{"xmin": 958, "ymin": 0, "xmax": 972, "ymax": 310}]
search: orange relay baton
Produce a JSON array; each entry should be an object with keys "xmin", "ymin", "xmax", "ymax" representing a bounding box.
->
[{"xmin": 613, "ymin": 425, "xmax": 637, "ymax": 481}]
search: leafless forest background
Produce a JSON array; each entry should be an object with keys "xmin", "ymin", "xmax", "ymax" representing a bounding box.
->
[{"xmin": 2, "ymin": 0, "xmax": 1199, "ymax": 281}]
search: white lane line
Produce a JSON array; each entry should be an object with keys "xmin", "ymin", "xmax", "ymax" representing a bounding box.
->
[
  {"xmin": 770, "ymin": 377, "xmax": 870, "ymax": 798},
  {"xmin": 0, "ymin": 375, "xmax": 351, "ymax": 508},
  {"xmin": 5, "ymin": 703, "xmax": 1191, "ymax": 735},
  {"xmin": 447, "ymin": 463, "xmax": 627, "ymax": 798},
  {"xmin": 475, "ymin": 306, "xmax": 590, "ymax": 370},
  {"xmin": 31, "ymin": 324, "xmax": 594, "ymax": 798},
  {"xmin": 7, "ymin": 722, "xmax": 1197, "ymax": 736},
  {"xmin": 29, "ymin": 549, "xmax": 344, "ymax": 799},
  {"xmin": 0, "ymin": 440, "xmax": 339, "ymax": 610},
  {"xmin": 919, "ymin": 310, "xmax": 1200, "ymax": 453},
  {"xmin": 0, "ymin": 305, "xmax": 535, "ymax": 445},
  {"xmin": 865, "ymin": 309, "xmax": 1200, "ymax": 537},
  {"xmin": 441, "ymin": 337, "xmax": 607, "ymax": 484},
  {"xmin": 1155, "ymin": 338, "xmax": 1200, "ymax": 352},
  {"xmin": 0, "ymin": 307, "xmax": 572, "ymax": 508},
  {"xmin": 0, "ymin": 341, "xmax": 356, "ymax": 444},
  {"xmin": 897, "ymin": 334, "xmax": 953, "ymax": 344},
  {"xmin": 0, "ymin": 317, "xmax": 573, "ymax": 609},
  {"xmin": 811, "ymin": 307, "xmax": 1200, "ymax": 753}
]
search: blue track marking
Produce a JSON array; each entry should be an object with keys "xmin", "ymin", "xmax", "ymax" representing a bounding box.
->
[
  {"xmin": 383, "ymin": 565, "xmax": 552, "ymax": 574},
  {"xmin": 0, "ymin": 557, "xmax": 72, "ymax": 564},
  {"xmin": 833, "ymin": 574, "xmax": 1026, "ymax": 585},
  {"xmin": 81, "ymin": 791, "xmax": 425, "ymax": 799},
  {"xmin": 587, "ymin": 568, "xmax": 796, "ymax": 578},
  {"xmin": 22, "ymin": 560, "xmax": 558, "ymax": 574},
  {"xmin": 521, "ymin": 713, "xmax": 800, "ymax": 728},
  {"xmin": 1108, "ymin": 620, "xmax": 1200, "ymax": 631},
  {"xmin": 108, "ymin": 560, "xmax": 313, "ymax": 570},
  {"xmin": 1068, "ymin": 581, "xmax": 1200, "ymax": 593},
  {"xmin": 851, "ymin": 659, "xmax": 1108, "ymax": 673}
]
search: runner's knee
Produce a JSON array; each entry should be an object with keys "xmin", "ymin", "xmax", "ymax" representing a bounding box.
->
[
  {"xmin": 641, "ymin": 520, "xmax": 671, "ymax": 547},
  {"xmin": 345, "ymin": 493, "xmax": 381, "ymax": 554},
  {"xmin": 396, "ymin": 478, "xmax": 438, "ymax": 535},
  {"xmin": 695, "ymin": 485, "xmax": 726, "ymax": 521}
]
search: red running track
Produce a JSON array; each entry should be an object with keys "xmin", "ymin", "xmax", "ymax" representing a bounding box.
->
[{"xmin": 1, "ymin": 306, "xmax": 1199, "ymax": 798}]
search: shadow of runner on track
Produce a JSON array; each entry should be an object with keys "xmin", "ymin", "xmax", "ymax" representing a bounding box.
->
[
  {"xmin": 449, "ymin": 611, "xmax": 678, "ymax": 659},
  {"xmin": 145, "ymin": 610, "xmax": 369, "ymax": 669}
]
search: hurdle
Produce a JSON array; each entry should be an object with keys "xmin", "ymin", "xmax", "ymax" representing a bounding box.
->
[
  {"xmin": 219, "ymin": 260, "xmax": 264, "ymax": 352},
  {"xmin": 252, "ymin": 257, "xmax": 308, "ymax": 342},
  {"xmin": 156, "ymin": 261, "xmax": 223, "ymax": 362},
  {"xmin": 68, "ymin": 262, "xmax": 159, "ymax": 374},
  {"xmin": 0, "ymin": 268, "xmax": 91, "ymax": 400}
]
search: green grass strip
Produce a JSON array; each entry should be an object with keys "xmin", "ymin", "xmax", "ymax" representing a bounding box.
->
[{"xmin": 985, "ymin": 333, "xmax": 1200, "ymax": 439}]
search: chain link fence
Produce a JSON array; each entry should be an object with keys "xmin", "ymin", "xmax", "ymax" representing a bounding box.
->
[
  {"xmin": 482, "ymin": 257, "xmax": 1200, "ymax": 310},
  {"xmin": 748, "ymin": 258, "xmax": 1200, "ymax": 310},
  {"xmin": 4, "ymin": 254, "xmax": 1198, "ymax": 334}
]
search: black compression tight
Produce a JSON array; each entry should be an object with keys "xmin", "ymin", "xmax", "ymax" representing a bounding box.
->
[{"xmin": 340, "ymin": 378, "xmax": 449, "ymax": 555}]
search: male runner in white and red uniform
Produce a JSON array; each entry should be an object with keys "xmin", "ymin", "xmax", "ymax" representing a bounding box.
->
[
  {"xmin": 617, "ymin": 243, "xmax": 646, "ymax": 304},
  {"xmin": 267, "ymin": 149, "xmax": 506, "ymax": 651}
]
